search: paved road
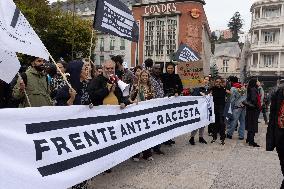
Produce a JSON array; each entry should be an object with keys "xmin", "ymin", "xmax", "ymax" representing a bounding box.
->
[{"xmin": 88, "ymin": 120, "xmax": 282, "ymax": 189}]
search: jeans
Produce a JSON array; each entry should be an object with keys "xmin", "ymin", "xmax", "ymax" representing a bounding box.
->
[{"xmin": 227, "ymin": 108, "xmax": 246, "ymax": 138}]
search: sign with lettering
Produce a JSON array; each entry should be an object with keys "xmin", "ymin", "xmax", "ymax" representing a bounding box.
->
[
  {"xmin": 144, "ymin": 3, "xmax": 177, "ymax": 15},
  {"xmin": 177, "ymin": 61, "xmax": 204, "ymax": 89},
  {"xmin": 0, "ymin": 97, "xmax": 214, "ymax": 189}
]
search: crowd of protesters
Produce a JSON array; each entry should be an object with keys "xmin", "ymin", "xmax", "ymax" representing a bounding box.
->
[{"xmin": 0, "ymin": 55, "xmax": 283, "ymax": 189}]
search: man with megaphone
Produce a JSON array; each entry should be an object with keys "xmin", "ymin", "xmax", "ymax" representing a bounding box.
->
[{"xmin": 88, "ymin": 59, "xmax": 130, "ymax": 109}]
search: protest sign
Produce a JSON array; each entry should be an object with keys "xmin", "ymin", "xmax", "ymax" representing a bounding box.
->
[
  {"xmin": 177, "ymin": 61, "xmax": 204, "ymax": 89},
  {"xmin": 0, "ymin": 97, "xmax": 214, "ymax": 189}
]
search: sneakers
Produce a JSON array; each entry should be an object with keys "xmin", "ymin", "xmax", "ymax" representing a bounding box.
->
[
  {"xmin": 249, "ymin": 142, "xmax": 260, "ymax": 147},
  {"xmin": 239, "ymin": 137, "xmax": 244, "ymax": 140},
  {"xmin": 189, "ymin": 137, "xmax": 195, "ymax": 145},
  {"xmin": 154, "ymin": 149, "xmax": 165, "ymax": 155},
  {"xmin": 211, "ymin": 139, "xmax": 216, "ymax": 143},
  {"xmin": 199, "ymin": 137, "xmax": 207, "ymax": 144},
  {"xmin": 146, "ymin": 156, "xmax": 154, "ymax": 161},
  {"xmin": 132, "ymin": 157, "xmax": 140, "ymax": 162},
  {"xmin": 221, "ymin": 140, "xmax": 225, "ymax": 145},
  {"xmin": 226, "ymin": 134, "xmax": 232, "ymax": 139}
]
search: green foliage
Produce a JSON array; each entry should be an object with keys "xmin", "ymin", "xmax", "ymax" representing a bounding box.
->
[
  {"xmin": 14, "ymin": 0, "xmax": 93, "ymax": 62},
  {"xmin": 210, "ymin": 64, "xmax": 219, "ymax": 79},
  {"xmin": 228, "ymin": 12, "xmax": 244, "ymax": 42}
]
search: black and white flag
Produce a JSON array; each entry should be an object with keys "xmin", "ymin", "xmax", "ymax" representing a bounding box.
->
[
  {"xmin": 0, "ymin": 48, "xmax": 20, "ymax": 83},
  {"xmin": 175, "ymin": 44, "xmax": 201, "ymax": 62},
  {"xmin": 0, "ymin": 0, "xmax": 49, "ymax": 60},
  {"xmin": 93, "ymin": 0, "xmax": 139, "ymax": 42}
]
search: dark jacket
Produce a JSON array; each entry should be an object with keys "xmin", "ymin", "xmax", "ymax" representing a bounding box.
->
[
  {"xmin": 56, "ymin": 60, "xmax": 89, "ymax": 106},
  {"xmin": 13, "ymin": 67, "xmax": 52, "ymax": 107},
  {"xmin": 211, "ymin": 86, "xmax": 226, "ymax": 112},
  {"xmin": 88, "ymin": 75, "xmax": 128, "ymax": 106},
  {"xmin": 0, "ymin": 81, "xmax": 10, "ymax": 108},
  {"xmin": 266, "ymin": 87, "xmax": 284, "ymax": 151},
  {"xmin": 161, "ymin": 73, "xmax": 183, "ymax": 96},
  {"xmin": 245, "ymin": 87, "xmax": 259, "ymax": 133}
]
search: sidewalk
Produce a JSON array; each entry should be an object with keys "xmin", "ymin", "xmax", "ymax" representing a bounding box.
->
[{"xmin": 89, "ymin": 120, "xmax": 282, "ymax": 189}]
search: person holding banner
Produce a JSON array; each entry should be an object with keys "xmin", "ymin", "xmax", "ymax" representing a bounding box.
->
[
  {"xmin": 189, "ymin": 76, "xmax": 211, "ymax": 145},
  {"xmin": 131, "ymin": 70, "xmax": 155, "ymax": 161},
  {"xmin": 55, "ymin": 60, "xmax": 90, "ymax": 106},
  {"xmin": 88, "ymin": 59, "xmax": 129, "ymax": 108},
  {"xmin": 162, "ymin": 62, "xmax": 183, "ymax": 145},
  {"xmin": 12, "ymin": 57, "xmax": 53, "ymax": 107}
]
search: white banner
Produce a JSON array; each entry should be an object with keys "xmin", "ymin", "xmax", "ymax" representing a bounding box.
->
[
  {"xmin": 0, "ymin": 0, "xmax": 49, "ymax": 60},
  {"xmin": 0, "ymin": 96, "xmax": 214, "ymax": 189},
  {"xmin": 0, "ymin": 48, "xmax": 20, "ymax": 83}
]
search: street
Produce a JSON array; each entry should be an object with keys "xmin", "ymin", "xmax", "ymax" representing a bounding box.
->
[{"xmin": 89, "ymin": 120, "xmax": 282, "ymax": 189}]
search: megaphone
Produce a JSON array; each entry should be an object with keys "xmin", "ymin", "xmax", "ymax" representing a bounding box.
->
[
  {"xmin": 117, "ymin": 80, "xmax": 130, "ymax": 97},
  {"xmin": 109, "ymin": 74, "xmax": 130, "ymax": 97}
]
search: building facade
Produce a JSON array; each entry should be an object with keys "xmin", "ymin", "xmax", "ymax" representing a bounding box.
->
[
  {"xmin": 52, "ymin": 0, "xmax": 138, "ymax": 67},
  {"xmin": 214, "ymin": 42, "xmax": 241, "ymax": 78},
  {"xmin": 131, "ymin": 0, "xmax": 212, "ymax": 75},
  {"xmin": 248, "ymin": 0, "xmax": 284, "ymax": 82}
]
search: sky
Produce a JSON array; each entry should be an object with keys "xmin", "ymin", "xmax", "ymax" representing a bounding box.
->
[
  {"xmin": 49, "ymin": 0, "xmax": 258, "ymax": 32},
  {"xmin": 204, "ymin": 0, "xmax": 257, "ymax": 32}
]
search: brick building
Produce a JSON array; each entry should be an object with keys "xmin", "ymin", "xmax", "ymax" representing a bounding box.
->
[{"xmin": 131, "ymin": 0, "xmax": 212, "ymax": 74}]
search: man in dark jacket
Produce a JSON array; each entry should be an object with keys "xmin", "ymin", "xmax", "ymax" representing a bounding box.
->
[
  {"xmin": 266, "ymin": 84, "xmax": 284, "ymax": 188},
  {"xmin": 211, "ymin": 77, "xmax": 226, "ymax": 145},
  {"xmin": 88, "ymin": 59, "xmax": 128, "ymax": 108}
]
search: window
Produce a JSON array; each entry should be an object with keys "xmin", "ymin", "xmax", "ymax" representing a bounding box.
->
[
  {"xmin": 255, "ymin": 8, "xmax": 260, "ymax": 19},
  {"xmin": 263, "ymin": 54, "xmax": 274, "ymax": 67},
  {"xmin": 110, "ymin": 37, "xmax": 115, "ymax": 50},
  {"xmin": 120, "ymin": 39, "xmax": 125, "ymax": 50},
  {"xmin": 100, "ymin": 55, "xmax": 104, "ymax": 65},
  {"xmin": 166, "ymin": 18, "xmax": 177, "ymax": 55},
  {"xmin": 144, "ymin": 16, "xmax": 178, "ymax": 58},
  {"xmin": 100, "ymin": 38, "xmax": 104, "ymax": 51},
  {"xmin": 263, "ymin": 6, "xmax": 280, "ymax": 18},
  {"xmin": 222, "ymin": 59, "xmax": 229, "ymax": 73},
  {"xmin": 145, "ymin": 19, "xmax": 155, "ymax": 56},
  {"xmin": 263, "ymin": 31, "xmax": 275, "ymax": 43}
]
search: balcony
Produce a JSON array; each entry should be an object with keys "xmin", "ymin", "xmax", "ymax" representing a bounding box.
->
[
  {"xmin": 252, "ymin": 15, "xmax": 284, "ymax": 28},
  {"xmin": 251, "ymin": 40, "xmax": 282, "ymax": 50}
]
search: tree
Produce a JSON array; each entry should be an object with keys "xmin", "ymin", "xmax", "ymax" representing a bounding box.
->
[
  {"xmin": 14, "ymin": 0, "xmax": 94, "ymax": 62},
  {"xmin": 210, "ymin": 64, "xmax": 219, "ymax": 79},
  {"xmin": 228, "ymin": 12, "xmax": 244, "ymax": 42}
]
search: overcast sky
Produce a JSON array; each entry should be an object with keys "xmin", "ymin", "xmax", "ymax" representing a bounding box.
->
[{"xmin": 49, "ymin": 0, "xmax": 258, "ymax": 32}]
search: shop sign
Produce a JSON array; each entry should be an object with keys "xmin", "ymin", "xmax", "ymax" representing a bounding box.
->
[{"xmin": 144, "ymin": 3, "xmax": 177, "ymax": 15}]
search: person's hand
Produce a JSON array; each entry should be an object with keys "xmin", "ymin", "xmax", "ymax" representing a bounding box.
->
[
  {"xmin": 174, "ymin": 93, "xmax": 179, "ymax": 97},
  {"xmin": 107, "ymin": 83, "xmax": 116, "ymax": 92},
  {"xmin": 69, "ymin": 88, "xmax": 77, "ymax": 100},
  {"xmin": 19, "ymin": 80, "xmax": 26, "ymax": 92},
  {"xmin": 120, "ymin": 103, "xmax": 126, "ymax": 109},
  {"xmin": 200, "ymin": 92, "xmax": 205, "ymax": 96}
]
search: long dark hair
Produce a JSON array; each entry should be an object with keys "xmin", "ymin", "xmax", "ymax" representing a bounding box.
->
[{"xmin": 247, "ymin": 78, "xmax": 257, "ymax": 97}]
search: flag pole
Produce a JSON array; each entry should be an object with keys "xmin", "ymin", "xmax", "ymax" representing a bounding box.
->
[
  {"xmin": 88, "ymin": 29, "xmax": 95, "ymax": 65},
  {"xmin": 17, "ymin": 73, "xmax": 31, "ymax": 107},
  {"xmin": 45, "ymin": 50, "xmax": 72, "ymax": 89}
]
